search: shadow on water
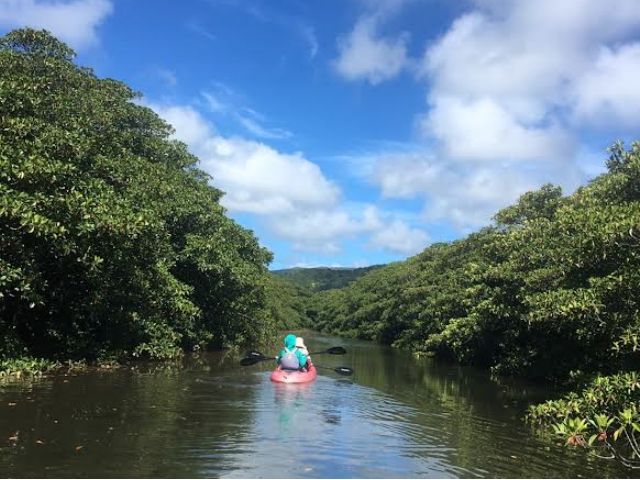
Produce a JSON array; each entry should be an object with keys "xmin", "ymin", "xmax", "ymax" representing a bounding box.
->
[{"xmin": 0, "ymin": 334, "xmax": 634, "ymax": 478}]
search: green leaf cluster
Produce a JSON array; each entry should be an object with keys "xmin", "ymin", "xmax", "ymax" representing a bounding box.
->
[
  {"xmin": 528, "ymin": 372, "xmax": 640, "ymax": 468},
  {"xmin": 0, "ymin": 29, "xmax": 276, "ymax": 361}
]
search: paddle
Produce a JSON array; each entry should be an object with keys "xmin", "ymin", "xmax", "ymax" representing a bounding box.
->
[
  {"xmin": 240, "ymin": 355, "xmax": 353, "ymax": 376},
  {"xmin": 314, "ymin": 365, "xmax": 353, "ymax": 376},
  {"xmin": 240, "ymin": 346, "xmax": 352, "ymax": 375},
  {"xmin": 240, "ymin": 354, "xmax": 275, "ymax": 366},
  {"xmin": 244, "ymin": 346, "xmax": 346, "ymax": 359}
]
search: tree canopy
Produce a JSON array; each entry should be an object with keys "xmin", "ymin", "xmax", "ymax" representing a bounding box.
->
[{"xmin": 0, "ymin": 28, "xmax": 281, "ymax": 361}]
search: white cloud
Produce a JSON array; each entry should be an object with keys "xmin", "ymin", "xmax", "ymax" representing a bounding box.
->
[
  {"xmin": 372, "ymin": 151, "xmax": 441, "ymax": 198},
  {"xmin": 369, "ymin": 220, "xmax": 428, "ymax": 254},
  {"xmin": 356, "ymin": 146, "xmax": 586, "ymax": 231},
  {"xmin": 156, "ymin": 68, "xmax": 178, "ymax": 87},
  {"xmin": 421, "ymin": 165, "xmax": 540, "ymax": 230},
  {"xmin": 148, "ymin": 99, "xmax": 433, "ymax": 257},
  {"xmin": 202, "ymin": 87, "xmax": 292, "ymax": 140},
  {"xmin": 421, "ymin": 96, "xmax": 575, "ymax": 164},
  {"xmin": 268, "ymin": 203, "xmax": 427, "ymax": 255},
  {"xmin": 144, "ymin": 100, "xmax": 337, "ymax": 215},
  {"xmin": 300, "ymin": 25, "xmax": 318, "ymax": 59},
  {"xmin": 198, "ymin": 137, "xmax": 340, "ymax": 215},
  {"xmin": 333, "ymin": 16, "xmax": 409, "ymax": 84},
  {"xmin": 235, "ymin": 114, "xmax": 293, "ymax": 140},
  {"xmin": 0, "ymin": 0, "xmax": 113, "ymax": 50},
  {"xmin": 355, "ymin": 0, "xmax": 640, "ymax": 232},
  {"xmin": 421, "ymin": 0, "xmax": 640, "ymax": 134},
  {"xmin": 270, "ymin": 210, "xmax": 362, "ymax": 253},
  {"xmin": 147, "ymin": 103, "xmax": 214, "ymax": 147},
  {"xmin": 571, "ymin": 43, "xmax": 640, "ymax": 128}
]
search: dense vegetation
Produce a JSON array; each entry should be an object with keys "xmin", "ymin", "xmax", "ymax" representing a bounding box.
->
[
  {"xmin": 310, "ymin": 142, "xmax": 640, "ymax": 465},
  {"xmin": 0, "ymin": 29, "xmax": 285, "ymax": 363},
  {"xmin": 271, "ymin": 265, "xmax": 383, "ymax": 292},
  {"xmin": 264, "ymin": 274, "xmax": 312, "ymax": 330}
]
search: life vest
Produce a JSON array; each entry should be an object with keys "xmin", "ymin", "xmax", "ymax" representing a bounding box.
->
[{"xmin": 279, "ymin": 347, "xmax": 300, "ymax": 370}]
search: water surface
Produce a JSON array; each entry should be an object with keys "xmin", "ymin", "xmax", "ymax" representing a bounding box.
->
[{"xmin": 0, "ymin": 334, "xmax": 630, "ymax": 478}]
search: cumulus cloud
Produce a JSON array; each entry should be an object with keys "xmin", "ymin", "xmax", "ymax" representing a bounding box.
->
[
  {"xmin": 358, "ymin": 0, "xmax": 640, "ymax": 233},
  {"xmin": 369, "ymin": 220, "xmax": 429, "ymax": 254},
  {"xmin": 333, "ymin": 16, "xmax": 409, "ymax": 84},
  {"xmin": 371, "ymin": 151, "xmax": 441, "ymax": 198},
  {"xmin": 269, "ymin": 204, "xmax": 427, "ymax": 254},
  {"xmin": 146, "ymin": 100, "xmax": 428, "ymax": 256},
  {"xmin": 571, "ymin": 43, "xmax": 640, "ymax": 128},
  {"xmin": 421, "ymin": 96, "xmax": 575, "ymax": 164},
  {"xmin": 421, "ymin": 0, "xmax": 640, "ymax": 140},
  {"xmin": 198, "ymin": 137, "xmax": 340, "ymax": 215},
  {"xmin": 144, "ymin": 100, "xmax": 338, "ymax": 216},
  {"xmin": 355, "ymin": 143, "xmax": 585, "ymax": 231},
  {"xmin": 0, "ymin": 0, "xmax": 113, "ymax": 50},
  {"xmin": 147, "ymin": 103, "xmax": 214, "ymax": 147}
]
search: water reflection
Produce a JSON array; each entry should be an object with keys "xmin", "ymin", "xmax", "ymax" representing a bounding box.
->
[
  {"xmin": 274, "ymin": 382, "xmax": 313, "ymax": 433},
  {"xmin": 0, "ymin": 335, "xmax": 634, "ymax": 478}
]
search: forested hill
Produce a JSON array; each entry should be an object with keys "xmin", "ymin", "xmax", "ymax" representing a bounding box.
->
[{"xmin": 271, "ymin": 265, "xmax": 383, "ymax": 291}]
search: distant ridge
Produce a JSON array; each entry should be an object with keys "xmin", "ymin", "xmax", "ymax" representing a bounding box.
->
[{"xmin": 271, "ymin": 265, "xmax": 384, "ymax": 292}]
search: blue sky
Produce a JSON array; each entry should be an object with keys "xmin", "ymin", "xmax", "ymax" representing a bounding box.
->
[{"xmin": 2, "ymin": 0, "xmax": 640, "ymax": 269}]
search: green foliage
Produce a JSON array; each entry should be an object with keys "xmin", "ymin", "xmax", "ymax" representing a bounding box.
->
[
  {"xmin": 264, "ymin": 274, "xmax": 312, "ymax": 330},
  {"xmin": 313, "ymin": 141, "xmax": 640, "ymax": 383},
  {"xmin": 0, "ymin": 357, "xmax": 59, "ymax": 378},
  {"xmin": 272, "ymin": 265, "xmax": 383, "ymax": 292},
  {"xmin": 0, "ymin": 28, "xmax": 274, "ymax": 361},
  {"xmin": 528, "ymin": 373, "xmax": 640, "ymax": 468}
]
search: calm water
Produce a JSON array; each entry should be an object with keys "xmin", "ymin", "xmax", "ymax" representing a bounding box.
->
[{"xmin": 0, "ymin": 333, "xmax": 631, "ymax": 478}]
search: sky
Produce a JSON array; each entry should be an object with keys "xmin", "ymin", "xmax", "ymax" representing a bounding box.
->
[{"xmin": 1, "ymin": 0, "xmax": 640, "ymax": 269}]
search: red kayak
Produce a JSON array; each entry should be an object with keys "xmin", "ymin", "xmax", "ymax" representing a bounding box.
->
[{"xmin": 270, "ymin": 362, "xmax": 317, "ymax": 384}]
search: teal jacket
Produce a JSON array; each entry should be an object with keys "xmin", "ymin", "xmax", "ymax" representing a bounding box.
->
[{"xmin": 277, "ymin": 333, "xmax": 308, "ymax": 369}]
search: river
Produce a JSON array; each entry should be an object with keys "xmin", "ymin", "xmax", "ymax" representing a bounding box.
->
[{"xmin": 0, "ymin": 333, "xmax": 631, "ymax": 478}]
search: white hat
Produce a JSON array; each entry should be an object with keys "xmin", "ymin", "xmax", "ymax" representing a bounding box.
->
[{"xmin": 295, "ymin": 337, "xmax": 306, "ymax": 348}]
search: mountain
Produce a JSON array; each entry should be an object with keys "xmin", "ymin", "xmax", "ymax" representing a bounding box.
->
[{"xmin": 271, "ymin": 266, "xmax": 384, "ymax": 292}]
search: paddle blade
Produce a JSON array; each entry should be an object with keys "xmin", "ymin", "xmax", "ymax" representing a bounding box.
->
[
  {"xmin": 245, "ymin": 350, "xmax": 264, "ymax": 358},
  {"xmin": 240, "ymin": 356, "xmax": 263, "ymax": 366},
  {"xmin": 334, "ymin": 366, "xmax": 353, "ymax": 375},
  {"xmin": 309, "ymin": 346, "xmax": 347, "ymax": 355},
  {"xmin": 326, "ymin": 346, "xmax": 347, "ymax": 355}
]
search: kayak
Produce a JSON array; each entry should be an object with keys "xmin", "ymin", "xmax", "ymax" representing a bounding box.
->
[{"xmin": 270, "ymin": 361, "xmax": 317, "ymax": 384}]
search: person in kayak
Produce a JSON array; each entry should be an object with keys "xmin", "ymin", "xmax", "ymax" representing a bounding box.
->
[
  {"xmin": 295, "ymin": 337, "xmax": 311, "ymax": 370},
  {"xmin": 277, "ymin": 333, "xmax": 308, "ymax": 371}
]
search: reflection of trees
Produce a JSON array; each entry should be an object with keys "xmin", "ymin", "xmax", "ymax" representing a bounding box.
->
[
  {"xmin": 341, "ymin": 340, "xmax": 630, "ymax": 478},
  {"xmin": 0, "ymin": 353, "xmax": 258, "ymax": 477}
]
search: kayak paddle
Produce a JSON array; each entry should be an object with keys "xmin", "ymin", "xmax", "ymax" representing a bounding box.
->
[
  {"xmin": 240, "ymin": 354, "xmax": 275, "ymax": 366},
  {"xmin": 243, "ymin": 346, "xmax": 346, "ymax": 360},
  {"xmin": 240, "ymin": 346, "xmax": 349, "ymax": 368},
  {"xmin": 309, "ymin": 346, "xmax": 346, "ymax": 355},
  {"xmin": 240, "ymin": 355, "xmax": 353, "ymax": 375},
  {"xmin": 314, "ymin": 365, "xmax": 353, "ymax": 375}
]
